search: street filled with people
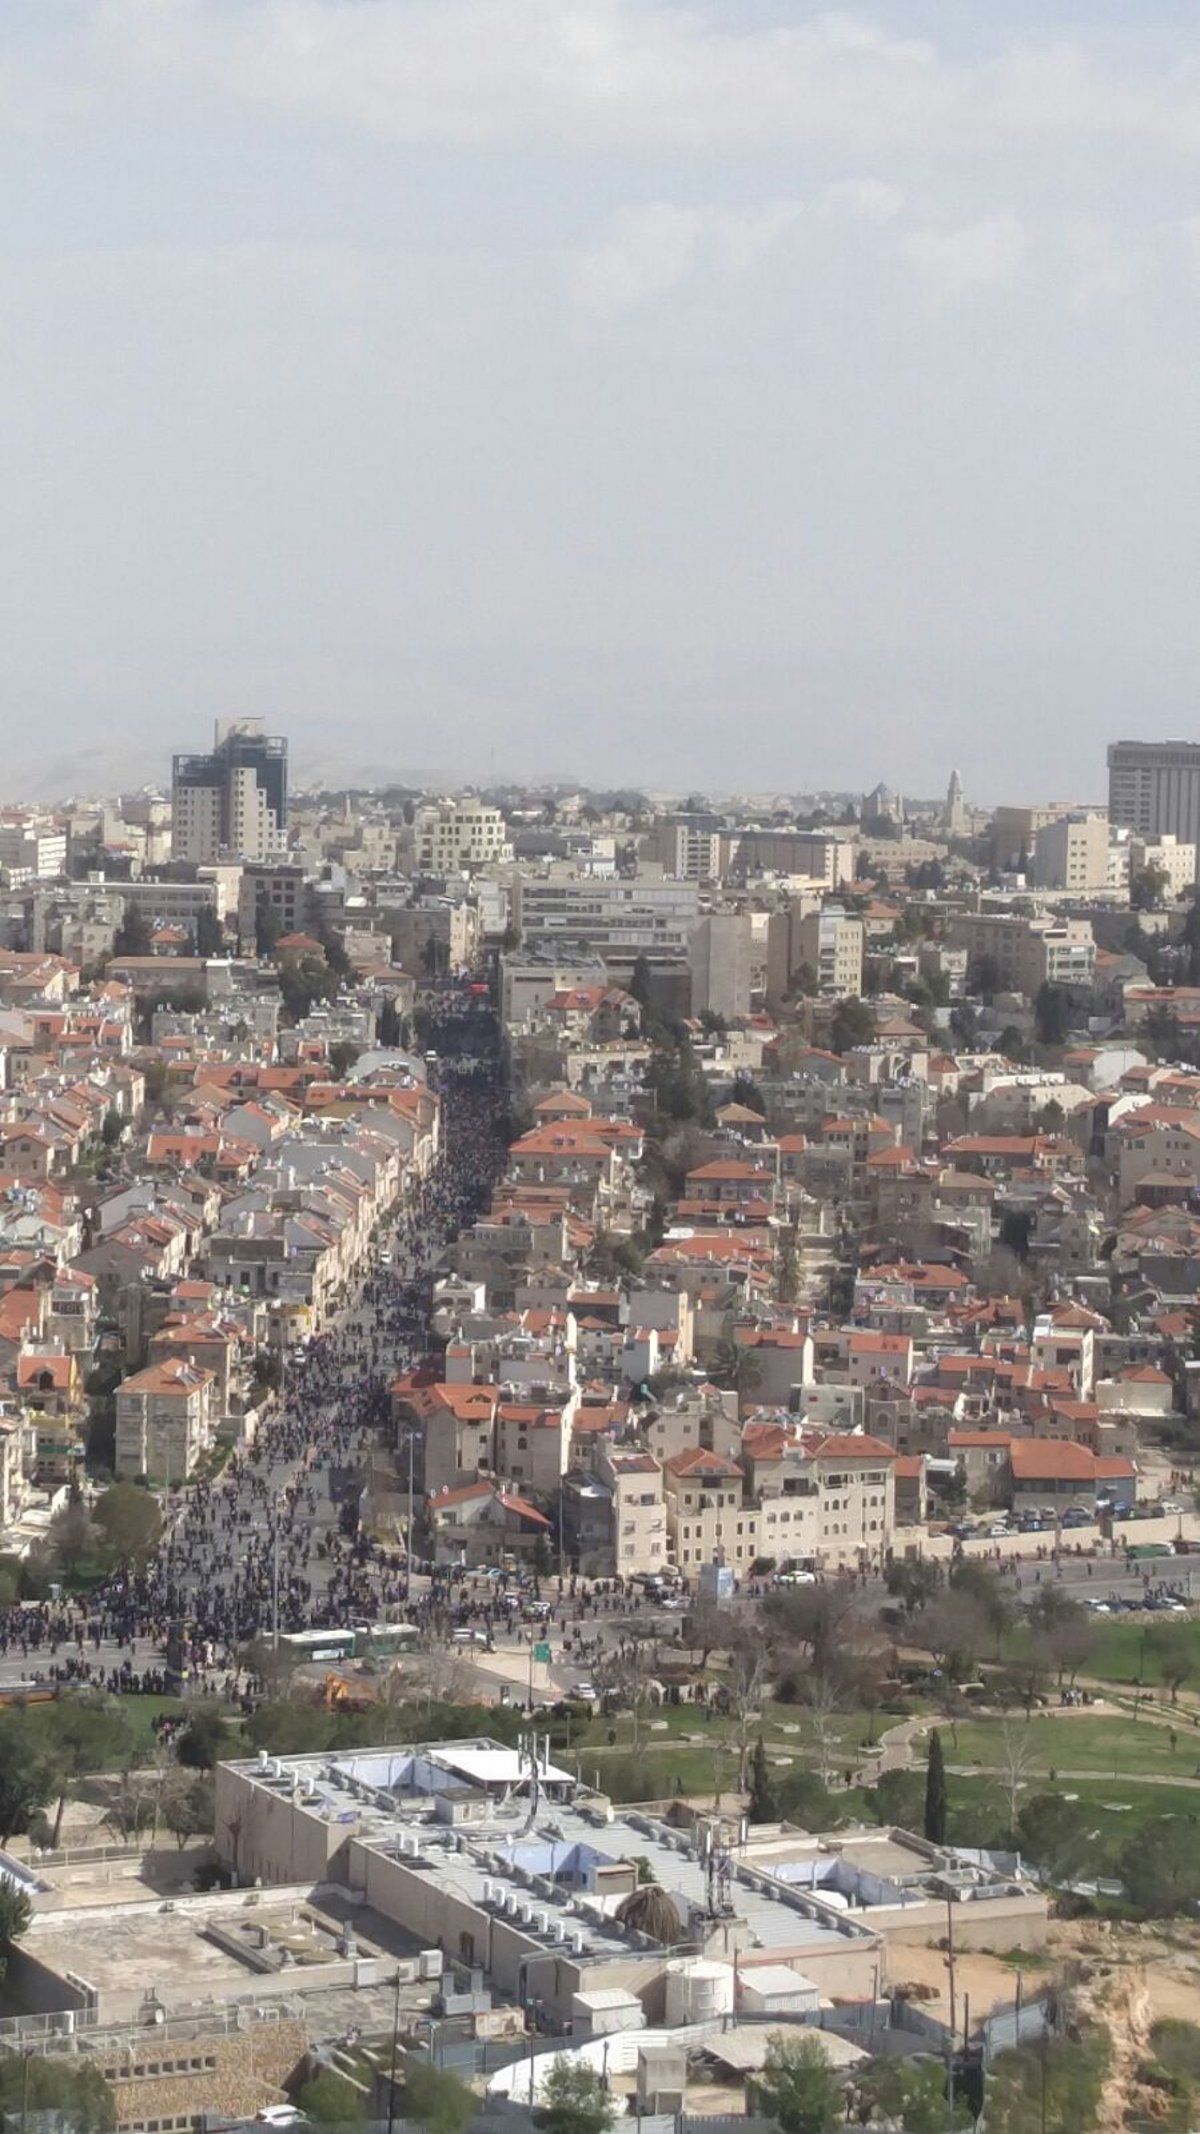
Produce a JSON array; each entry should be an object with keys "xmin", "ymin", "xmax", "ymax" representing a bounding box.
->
[{"xmin": 0, "ymin": 987, "xmax": 516, "ymax": 1695}]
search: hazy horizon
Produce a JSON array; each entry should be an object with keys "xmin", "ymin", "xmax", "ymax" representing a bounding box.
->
[{"xmin": 3, "ymin": 2, "xmax": 1199, "ymax": 799}]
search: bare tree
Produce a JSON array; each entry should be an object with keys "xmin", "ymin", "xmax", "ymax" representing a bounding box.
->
[
  {"xmin": 684, "ymin": 1597, "xmax": 730, "ymax": 1670},
  {"xmin": 799, "ymin": 1674, "xmax": 844, "ymax": 1789},
  {"xmin": 724, "ymin": 1629, "xmax": 774, "ymax": 1789},
  {"xmin": 997, "ymin": 1718, "xmax": 1043, "ymax": 1837},
  {"xmin": 601, "ymin": 1646, "xmax": 657, "ymax": 1754},
  {"xmin": 415, "ymin": 1637, "xmax": 471, "ymax": 1709}
]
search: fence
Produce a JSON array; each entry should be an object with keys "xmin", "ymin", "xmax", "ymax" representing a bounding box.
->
[
  {"xmin": 0, "ymin": 1997, "xmax": 302, "ymax": 2057},
  {"xmin": 980, "ymin": 1997, "xmax": 1055, "ymax": 2068}
]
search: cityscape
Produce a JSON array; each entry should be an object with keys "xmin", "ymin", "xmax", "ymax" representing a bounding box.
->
[
  {"xmin": 5, "ymin": 0, "xmax": 1200, "ymax": 2126},
  {"xmin": 0, "ymin": 728, "xmax": 1188, "ymax": 2129}
]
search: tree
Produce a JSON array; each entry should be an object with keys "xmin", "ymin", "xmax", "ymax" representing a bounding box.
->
[
  {"xmin": 725, "ymin": 1628, "xmax": 774, "ymax": 1788},
  {"xmin": 853, "ymin": 2058, "xmax": 970, "ymax": 2133},
  {"xmin": 924, "ymin": 1729, "xmax": 947, "ymax": 1845},
  {"xmin": 296, "ymin": 2068, "xmax": 366, "ymax": 2127},
  {"xmin": 1120, "ymin": 1816, "xmax": 1200, "ymax": 1917},
  {"xmin": 329, "ymin": 1039, "xmax": 360, "ymax": 1080},
  {"xmin": 403, "ymin": 2062, "xmax": 475, "ymax": 2134},
  {"xmin": 872, "ymin": 1767, "xmax": 925, "ymax": 1829},
  {"xmin": 885, "ymin": 1557, "xmax": 943, "ymax": 1622},
  {"xmin": 92, "ymin": 1483, "xmax": 161, "ymax": 1568},
  {"xmin": 45, "ymin": 1691, "xmax": 141, "ymax": 1845},
  {"xmin": 0, "ymin": 2055, "xmax": 115, "ymax": 2133},
  {"xmin": 985, "ymin": 2033, "xmax": 1110, "ymax": 2134},
  {"xmin": 748, "ymin": 1735, "xmax": 777, "ymax": 1824},
  {"xmin": 829, "ymin": 996, "xmax": 875, "ymax": 1054},
  {"xmin": 773, "ymin": 1768, "xmax": 838, "ymax": 1829},
  {"xmin": 996, "ymin": 1718, "xmax": 1042, "ymax": 1838},
  {"xmin": 100, "ymin": 1107, "xmax": 123, "ymax": 1148},
  {"xmin": 755, "ymin": 2031, "xmax": 843, "ymax": 2134},
  {"xmin": 1015, "ymin": 1791, "xmax": 1098, "ymax": 1883},
  {"xmin": 535, "ymin": 2060, "xmax": 616, "ymax": 2134},
  {"xmin": 1131, "ymin": 863, "xmax": 1170, "ymax": 911},
  {"xmin": 765, "ymin": 1582, "xmax": 861, "ymax": 1683},
  {"xmin": 113, "ymin": 903, "xmax": 152, "ymax": 957},
  {"xmin": 175, "ymin": 1708, "xmax": 234, "ymax": 1770},
  {"xmin": 1034, "ymin": 982, "xmax": 1071, "ymax": 1048},
  {"xmin": 685, "ymin": 1595, "xmax": 730, "ymax": 1670},
  {"xmin": 0, "ymin": 1878, "xmax": 32, "ymax": 1977},
  {"xmin": 162, "ymin": 1773, "xmax": 215, "ymax": 1850},
  {"xmin": 1147, "ymin": 1620, "xmax": 1197, "ymax": 1705},
  {"xmin": 0, "ymin": 1715, "xmax": 55, "ymax": 1844},
  {"xmin": 947, "ymin": 1558, "xmax": 1013, "ymax": 1654},
  {"xmin": 47, "ymin": 1488, "xmax": 99, "ymax": 1577},
  {"xmin": 614, "ymin": 1881, "xmax": 681, "ymax": 1944},
  {"xmin": 799, "ymin": 1674, "xmax": 844, "ymax": 1789},
  {"xmin": 195, "ymin": 903, "xmax": 224, "ymax": 957}
]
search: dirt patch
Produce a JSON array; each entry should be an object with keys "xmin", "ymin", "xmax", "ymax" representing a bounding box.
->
[{"xmin": 888, "ymin": 1942, "xmax": 1031, "ymax": 2025}]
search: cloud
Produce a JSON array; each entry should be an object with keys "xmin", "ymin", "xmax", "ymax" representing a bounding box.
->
[
  {"xmin": 898, "ymin": 213, "xmax": 1028, "ymax": 300},
  {"xmin": 819, "ymin": 179, "xmax": 905, "ymax": 225},
  {"xmin": 569, "ymin": 199, "xmax": 800, "ymax": 316},
  {"xmin": 50, "ymin": 0, "xmax": 1200, "ymax": 160}
]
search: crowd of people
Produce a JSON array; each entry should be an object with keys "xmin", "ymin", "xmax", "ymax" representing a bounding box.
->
[{"xmin": 0, "ymin": 990, "xmax": 515, "ymax": 1693}]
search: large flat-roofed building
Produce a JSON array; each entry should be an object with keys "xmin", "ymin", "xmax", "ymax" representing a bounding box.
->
[
  {"xmin": 1109, "ymin": 740, "xmax": 1200, "ymax": 879},
  {"xmin": 172, "ymin": 720, "xmax": 288, "ymax": 863},
  {"xmin": 215, "ymin": 1740, "xmax": 884, "ymax": 2013}
]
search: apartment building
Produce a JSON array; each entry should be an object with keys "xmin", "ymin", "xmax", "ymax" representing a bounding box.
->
[
  {"xmin": 689, "ymin": 912, "xmax": 753, "ymax": 1020},
  {"xmin": 730, "ymin": 830, "xmax": 855, "ymax": 886},
  {"xmin": 1128, "ymin": 833, "xmax": 1197, "ymax": 899},
  {"xmin": 0, "ymin": 822, "xmax": 67, "ymax": 881},
  {"xmin": 754, "ymin": 1433, "xmax": 896, "ymax": 1569},
  {"xmin": 598, "ymin": 1446, "xmax": 668, "ymax": 1578},
  {"xmin": 663, "ymin": 1446, "xmax": 758, "ymax": 1573},
  {"xmin": 511, "ymin": 873, "xmax": 699, "ymax": 959},
  {"xmin": 114, "ymin": 1356, "xmax": 215, "ymax": 1482},
  {"xmin": 1030, "ymin": 811, "xmax": 1110, "ymax": 893},
  {"xmin": 401, "ymin": 798, "xmax": 512, "ymax": 873},
  {"xmin": 796, "ymin": 903, "xmax": 865, "ymax": 997},
  {"xmin": 950, "ymin": 911, "xmax": 1095, "ymax": 993},
  {"xmin": 172, "ymin": 720, "xmax": 287, "ymax": 863},
  {"xmin": 1109, "ymin": 740, "xmax": 1200, "ymax": 876}
]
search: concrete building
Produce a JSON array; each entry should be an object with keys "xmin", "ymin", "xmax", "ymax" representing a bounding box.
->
[
  {"xmin": 401, "ymin": 798, "xmax": 512, "ymax": 873},
  {"xmin": 663, "ymin": 1447, "xmax": 757, "ymax": 1575},
  {"xmin": 214, "ymin": 1740, "xmax": 885, "ymax": 2015},
  {"xmin": 1128, "ymin": 832, "xmax": 1197, "ymax": 900},
  {"xmin": 949, "ymin": 911, "xmax": 1095, "ymax": 994},
  {"xmin": 0, "ymin": 822, "xmax": 68, "ymax": 881},
  {"xmin": 512, "ymin": 873, "xmax": 700, "ymax": 960},
  {"xmin": 237, "ymin": 862, "xmax": 307, "ymax": 949},
  {"xmin": 1031, "ymin": 811, "xmax": 1110, "ymax": 893},
  {"xmin": 114, "ymin": 1356, "xmax": 216, "ymax": 1482},
  {"xmin": 1109, "ymin": 739, "xmax": 1200, "ymax": 878},
  {"xmin": 689, "ymin": 912, "xmax": 752, "ymax": 1021},
  {"xmin": 729, "ymin": 831, "xmax": 855, "ymax": 887},
  {"xmin": 172, "ymin": 720, "xmax": 288, "ymax": 863},
  {"xmin": 796, "ymin": 904, "xmax": 865, "ymax": 998}
]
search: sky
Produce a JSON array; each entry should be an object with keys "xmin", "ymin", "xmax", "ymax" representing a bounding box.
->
[{"xmin": 3, "ymin": 2, "xmax": 1200, "ymax": 802}]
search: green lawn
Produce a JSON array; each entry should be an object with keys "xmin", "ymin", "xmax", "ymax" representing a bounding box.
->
[
  {"xmin": 944, "ymin": 1771, "xmax": 1200, "ymax": 1866},
  {"xmin": 945, "ymin": 1713, "xmax": 1200, "ymax": 1781},
  {"xmin": 1082, "ymin": 1614, "xmax": 1200, "ymax": 1687}
]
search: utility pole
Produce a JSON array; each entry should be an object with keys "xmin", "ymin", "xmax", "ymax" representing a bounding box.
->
[
  {"xmin": 404, "ymin": 1432, "xmax": 415, "ymax": 1605},
  {"xmin": 271, "ymin": 1505, "xmax": 281, "ymax": 1652},
  {"xmin": 945, "ymin": 1893, "xmax": 957, "ymax": 2127}
]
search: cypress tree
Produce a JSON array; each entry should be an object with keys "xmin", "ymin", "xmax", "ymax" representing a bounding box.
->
[
  {"xmin": 924, "ymin": 1727, "xmax": 948, "ymax": 1845},
  {"xmin": 748, "ymin": 1735, "xmax": 776, "ymax": 1824}
]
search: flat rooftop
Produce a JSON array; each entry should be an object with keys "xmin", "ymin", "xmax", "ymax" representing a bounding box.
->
[
  {"xmin": 224, "ymin": 1742, "xmax": 879, "ymax": 1965},
  {"xmin": 24, "ymin": 1895, "xmax": 375, "ymax": 1995}
]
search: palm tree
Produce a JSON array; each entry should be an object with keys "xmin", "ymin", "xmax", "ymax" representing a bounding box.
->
[{"xmin": 615, "ymin": 1883, "xmax": 680, "ymax": 1945}]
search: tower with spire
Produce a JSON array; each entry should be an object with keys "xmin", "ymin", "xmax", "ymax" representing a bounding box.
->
[{"xmin": 942, "ymin": 768, "xmax": 967, "ymax": 837}]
